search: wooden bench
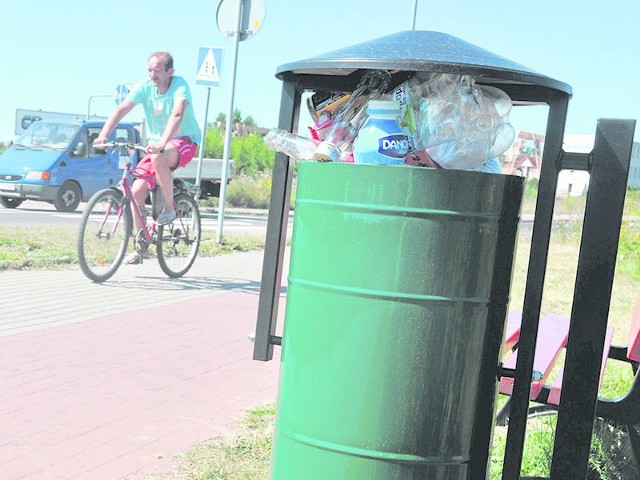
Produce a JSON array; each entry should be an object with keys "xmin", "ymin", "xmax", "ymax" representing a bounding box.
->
[
  {"xmin": 499, "ymin": 312, "xmax": 573, "ymax": 401},
  {"xmin": 498, "ymin": 297, "xmax": 640, "ymax": 462}
]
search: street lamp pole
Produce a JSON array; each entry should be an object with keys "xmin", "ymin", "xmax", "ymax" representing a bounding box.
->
[{"xmin": 411, "ymin": 0, "xmax": 418, "ymax": 30}]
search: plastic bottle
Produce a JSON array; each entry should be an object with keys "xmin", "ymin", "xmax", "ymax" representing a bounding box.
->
[
  {"xmin": 264, "ymin": 129, "xmax": 319, "ymax": 161},
  {"xmin": 394, "ymin": 73, "xmax": 515, "ymax": 170},
  {"xmin": 314, "ymin": 70, "xmax": 392, "ymax": 162},
  {"xmin": 353, "ymin": 100, "xmax": 409, "ymax": 165}
]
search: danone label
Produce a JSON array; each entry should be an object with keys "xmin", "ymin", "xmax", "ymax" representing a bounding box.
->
[{"xmin": 378, "ymin": 134, "xmax": 410, "ymax": 158}]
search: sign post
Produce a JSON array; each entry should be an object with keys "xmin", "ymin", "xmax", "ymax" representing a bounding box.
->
[
  {"xmin": 215, "ymin": 0, "xmax": 265, "ymax": 243},
  {"xmin": 195, "ymin": 47, "xmax": 224, "ymax": 200}
]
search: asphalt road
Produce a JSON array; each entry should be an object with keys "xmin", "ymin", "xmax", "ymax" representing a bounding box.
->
[{"xmin": 0, "ymin": 199, "xmax": 290, "ymax": 234}]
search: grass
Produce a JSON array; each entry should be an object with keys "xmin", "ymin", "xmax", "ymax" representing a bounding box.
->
[
  {"xmin": 0, "ymin": 174, "xmax": 290, "ymax": 272},
  {"xmin": 159, "ymin": 404, "xmax": 275, "ymax": 480},
  {"xmin": 0, "ymin": 225, "xmax": 266, "ymax": 271}
]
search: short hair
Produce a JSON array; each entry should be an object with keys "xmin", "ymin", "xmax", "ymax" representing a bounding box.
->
[{"xmin": 148, "ymin": 51, "xmax": 174, "ymax": 71}]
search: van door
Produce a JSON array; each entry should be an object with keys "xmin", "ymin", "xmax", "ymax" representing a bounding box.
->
[
  {"xmin": 62, "ymin": 126, "xmax": 139, "ymax": 201},
  {"xmin": 61, "ymin": 127, "xmax": 115, "ymax": 200}
]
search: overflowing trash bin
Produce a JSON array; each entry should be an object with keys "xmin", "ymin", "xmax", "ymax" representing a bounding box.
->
[{"xmin": 253, "ymin": 30, "xmax": 574, "ymax": 479}]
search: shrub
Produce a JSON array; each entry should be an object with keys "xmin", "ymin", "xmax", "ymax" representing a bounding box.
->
[
  {"xmin": 231, "ymin": 133, "xmax": 275, "ymax": 176},
  {"xmin": 225, "ymin": 174, "xmax": 272, "ymax": 209},
  {"xmin": 201, "ymin": 128, "xmax": 275, "ymax": 176}
]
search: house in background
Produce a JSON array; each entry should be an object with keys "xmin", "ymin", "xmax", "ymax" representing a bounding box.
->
[
  {"xmin": 557, "ymin": 134, "xmax": 592, "ymax": 197},
  {"xmin": 502, "ymin": 131, "xmax": 543, "ymax": 180},
  {"xmin": 502, "ymin": 131, "xmax": 640, "ymax": 196}
]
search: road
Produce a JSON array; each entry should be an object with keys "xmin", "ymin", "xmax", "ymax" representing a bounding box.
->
[
  {"xmin": 2, "ymin": 201, "xmax": 570, "ymax": 237},
  {"xmin": 0, "ymin": 200, "xmax": 292, "ymax": 234}
]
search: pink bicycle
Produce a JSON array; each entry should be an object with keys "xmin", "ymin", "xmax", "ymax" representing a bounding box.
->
[{"xmin": 76, "ymin": 141, "xmax": 201, "ymax": 282}]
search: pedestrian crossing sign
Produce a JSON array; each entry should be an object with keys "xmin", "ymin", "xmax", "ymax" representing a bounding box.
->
[{"xmin": 196, "ymin": 47, "xmax": 224, "ymax": 87}]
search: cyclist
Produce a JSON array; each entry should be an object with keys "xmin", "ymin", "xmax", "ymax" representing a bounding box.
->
[{"xmin": 94, "ymin": 51, "xmax": 201, "ymax": 263}]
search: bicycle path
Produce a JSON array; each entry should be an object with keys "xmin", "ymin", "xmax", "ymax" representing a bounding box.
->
[{"xmin": 0, "ymin": 249, "xmax": 287, "ymax": 479}]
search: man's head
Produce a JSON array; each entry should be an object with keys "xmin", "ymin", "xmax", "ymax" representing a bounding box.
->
[{"xmin": 147, "ymin": 52, "xmax": 174, "ymax": 92}]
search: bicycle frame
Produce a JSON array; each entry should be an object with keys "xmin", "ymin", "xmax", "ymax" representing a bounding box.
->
[
  {"xmin": 78, "ymin": 140, "xmax": 202, "ymax": 282},
  {"xmin": 107, "ymin": 142, "xmax": 160, "ymax": 245},
  {"xmin": 119, "ymin": 173, "xmax": 157, "ymax": 244}
]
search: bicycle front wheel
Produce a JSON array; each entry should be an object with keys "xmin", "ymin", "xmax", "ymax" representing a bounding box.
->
[
  {"xmin": 77, "ymin": 188, "xmax": 132, "ymax": 282},
  {"xmin": 157, "ymin": 193, "xmax": 201, "ymax": 278}
]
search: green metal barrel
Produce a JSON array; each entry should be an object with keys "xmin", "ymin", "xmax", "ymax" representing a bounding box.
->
[{"xmin": 272, "ymin": 162, "xmax": 524, "ymax": 479}]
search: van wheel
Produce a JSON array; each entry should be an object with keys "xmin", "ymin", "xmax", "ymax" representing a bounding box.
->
[
  {"xmin": 0, "ymin": 196, "xmax": 23, "ymax": 209},
  {"xmin": 54, "ymin": 181, "xmax": 81, "ymax": 212}
]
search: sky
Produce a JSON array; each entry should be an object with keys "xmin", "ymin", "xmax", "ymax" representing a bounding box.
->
[{"xmin": 1, "ymin": 0, "xmax": 638, "ymax": 145}]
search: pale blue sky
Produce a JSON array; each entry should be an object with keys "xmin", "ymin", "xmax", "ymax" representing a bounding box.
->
[{"xmin": 1, "ymin": 0, "xmax": 638, "ymax": 142}]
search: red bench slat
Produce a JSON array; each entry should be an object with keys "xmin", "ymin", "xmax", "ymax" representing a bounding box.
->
[
  {"xmin": 503, "ymin": 310, "xmax": 523, "ymax": 354},
  {"xmin": 627, "ymin": 295, "xmax": 640, "ymax": 362},
  {"xmin": 499, "ymin": 314, "xmax": 571, "ymax": 399},
  {"xmin": 547, "ymin": 325, "xmax": 614, "ymax": 405}
]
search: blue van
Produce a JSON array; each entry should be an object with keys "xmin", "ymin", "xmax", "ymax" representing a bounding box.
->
[{"xmin": 0, "ymin": 120, "xmax": 141, "ymax": 212}]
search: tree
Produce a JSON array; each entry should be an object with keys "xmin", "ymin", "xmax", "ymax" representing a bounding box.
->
[
  {"xmin": 203, "ymin": 111, "xmax": 275, "ymax": 175},
  {"xmin": 233, "ymin": 108, "xmax": 243, "ymax": 124},
  {"xmin": 203, "ymin": 128, "xmax": 224, "ymax": 158},
  {"xmin": 230, "ymin": 133, "xmax": 274, "ymax": 175}
]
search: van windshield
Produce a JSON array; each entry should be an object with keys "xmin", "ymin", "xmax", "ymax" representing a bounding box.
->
[{"xmin": 15, "ymin": 122, "xmax": 80, "ymax": 150}]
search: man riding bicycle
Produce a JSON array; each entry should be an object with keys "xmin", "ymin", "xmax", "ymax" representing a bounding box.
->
[{"xmin": 94, "ymin": 51, "xmax": 201, "ymax": 263}]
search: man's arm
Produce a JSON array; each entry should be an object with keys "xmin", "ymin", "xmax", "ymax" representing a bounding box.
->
[{"xmin": 94, "ymin": 99, "xmax": 136, "ymax": 145}]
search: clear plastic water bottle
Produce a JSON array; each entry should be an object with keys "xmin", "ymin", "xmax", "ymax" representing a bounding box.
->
[
  {"xmin": 264, "ymin": 129, "xmax": 319, "ymax": 161},
  {"xmin": 353, "ymin": 100, "xmax": 409, "ymax": 165}
]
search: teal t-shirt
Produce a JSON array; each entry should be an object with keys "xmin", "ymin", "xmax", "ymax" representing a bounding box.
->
[{"xmin": 127, "ymin": 75, "xmax": 201, "ymax": 144}]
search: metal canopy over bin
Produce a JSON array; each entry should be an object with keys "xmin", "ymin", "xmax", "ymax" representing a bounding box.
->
[
  {"xmin": 275, "ymin": 30, "xmax": 571, "ymax": 99},
  {"xmin": 253, "ymin": 30, "xmax": 635, "ymax": 479}
]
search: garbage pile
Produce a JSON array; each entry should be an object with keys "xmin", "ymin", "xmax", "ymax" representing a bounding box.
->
[{"xmin": 265, "ymin": 69, "xmax": 516, "ymax": 173}]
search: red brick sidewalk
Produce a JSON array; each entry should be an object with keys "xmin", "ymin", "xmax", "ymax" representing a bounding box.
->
[{"xmin": 0, "ymin": 291, "xmax": 281, "ymax": 479}]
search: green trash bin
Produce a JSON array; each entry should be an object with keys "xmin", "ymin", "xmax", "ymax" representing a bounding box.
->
[{"xmin": 271, "ymin": 162, "xmax": 524, "ymax": 479}]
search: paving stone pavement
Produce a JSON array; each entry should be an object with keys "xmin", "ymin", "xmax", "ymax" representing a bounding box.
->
[{"xmin": 0, "ymin": 250, "xmax": 288, "ymax": 479}]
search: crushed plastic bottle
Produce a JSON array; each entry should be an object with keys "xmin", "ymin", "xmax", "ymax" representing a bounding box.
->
[
  {"xmin": 264, "ymin": 129, "xmax": 319, "ymax": 161},
  {"xmin": 314, "ymin": 70, "xmax": 392, "ymax": 162},
  {"xmin": 394, "ymin": 73, "xmax": 515, "ymax": 169}
]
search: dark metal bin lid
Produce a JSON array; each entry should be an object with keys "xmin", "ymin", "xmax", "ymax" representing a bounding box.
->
[{"xmin": 276, "ymin": 30, "xmax": 571, "ymax": 100}]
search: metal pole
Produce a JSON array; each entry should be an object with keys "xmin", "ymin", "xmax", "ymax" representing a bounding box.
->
[
  {"xmin": 87, "ymin": 94, "xmax": 115, "ymax": 119},
  {"xmin": 217, "ymin": 0, "xmax": 243, "ymax": 244},
  {"xmin": 411, "ymin": 0, "xmax": 418, "ymax": 30},
  {"xmin": 195, "ymin": 87, "xmax": 211, "ymax": 201}
]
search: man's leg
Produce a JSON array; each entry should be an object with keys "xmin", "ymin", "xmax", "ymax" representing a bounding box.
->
[
  {"xmin": 131, "ymin": 179, "xmax": 150, "ymax": 234},
  {"xmin": 150, "ymin": 148, "xmax": 180, "ymax": 220},
  {"xmin": 124, "ymin": 179, "xmax": 151, "ymax": 264}
]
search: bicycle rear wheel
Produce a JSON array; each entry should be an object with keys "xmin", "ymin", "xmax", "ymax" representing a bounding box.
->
[
  {"xmin": 77, "ymin": 188, "xmax": 132, "ymax": 282},
  {"xmin": 157, "ymin": 193, "xmax": 201, "ymax": 278}
]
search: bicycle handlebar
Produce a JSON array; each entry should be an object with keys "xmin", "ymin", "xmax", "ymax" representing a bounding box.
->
[{"xmin": 97, "ymin": 141, "xmax": 147, "ymax": 152}]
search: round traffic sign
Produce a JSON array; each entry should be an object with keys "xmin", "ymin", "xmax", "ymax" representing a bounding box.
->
[
  {"xmin": 114, "ymin": 84, "xmax": 129, "ymax": 105},
  {"xmin": 216, "ymin": 0, "xmax": 265, "ymax": 41}
]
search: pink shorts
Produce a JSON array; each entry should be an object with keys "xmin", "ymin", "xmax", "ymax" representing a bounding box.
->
[{"xmin": 134, "ymin": 137, "xmax": 197, "ymax": 189}]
